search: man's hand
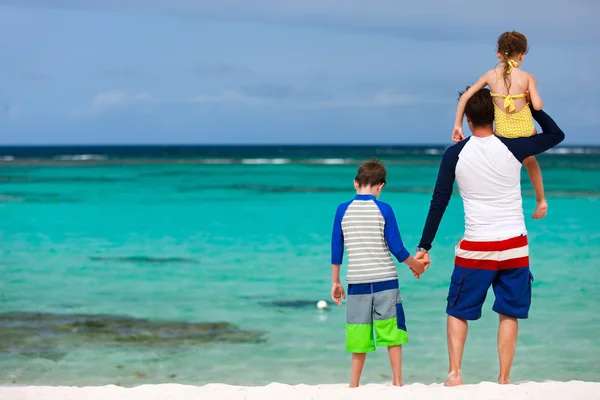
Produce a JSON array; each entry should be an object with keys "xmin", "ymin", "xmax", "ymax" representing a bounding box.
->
[
  {"xmin": 331, "ymin": 283, "xmax": 346, "ymax": 307},
  {"xmin": 415, "ymin": 251, "xmax": 431, "ymax": 265},
  {"xmin": 452, "ymin": 126, "xmax": 465, "ymax": 143}
]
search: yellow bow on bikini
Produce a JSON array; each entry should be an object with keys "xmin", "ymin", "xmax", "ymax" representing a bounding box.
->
[
  {"xmin": 491, "ymin": 92, "xmax": 527, "ymax": 113},
  {"xmin": 506, "ymin": 59, "xmax": 519, "ymax": 74}
]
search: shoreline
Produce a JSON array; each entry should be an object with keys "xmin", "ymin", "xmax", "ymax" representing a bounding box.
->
[{"xmin": 1, "ymin": 381, "xmax": 599, "ymax": 400}]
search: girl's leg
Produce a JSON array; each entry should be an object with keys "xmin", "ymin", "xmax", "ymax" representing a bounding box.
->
[{"xmin": 523, "ymin": 156, "xmax": 547, "ymax": 219}]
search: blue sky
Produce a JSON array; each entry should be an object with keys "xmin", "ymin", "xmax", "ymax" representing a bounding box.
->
[{"xmin": 1, "ymin": 1, "xmax": 599, "ymax": 145}]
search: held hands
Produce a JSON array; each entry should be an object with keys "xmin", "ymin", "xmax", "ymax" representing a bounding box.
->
[
  {"xmin": 410, "ymin": 251, "xmax": 431, "ymax": 279},
  {"xmin": 452, "ymin": 126, "xmax": 465, "ymax": 143},
  {"xmin": 331, "ymin": 282, "xmax": 346, "ymax": 307},
  {"xmin": 407, "ymin": 253, "xmax": 431, "ymax": 279}
]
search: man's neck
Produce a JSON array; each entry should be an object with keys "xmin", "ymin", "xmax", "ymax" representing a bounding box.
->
[{"xmin": 471, "ymin": 125, "xmax": 494, "ymax": 138}]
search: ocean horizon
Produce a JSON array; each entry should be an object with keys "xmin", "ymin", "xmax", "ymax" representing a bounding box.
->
[{"xmin": 1, "ymin": 145, "xmax": 599, "ymax": 387}]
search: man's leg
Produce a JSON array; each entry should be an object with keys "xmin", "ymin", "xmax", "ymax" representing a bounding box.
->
[
  {"xmin": 497, "ymin": 314, "xmax": 518, "ymax": 384},
  {"xmin": 492, "ymin": 266, "xmax": 532, "ymax": 385},
  {"xmin": 350, "ymin": 353, "xmax": 367, "ymax": 388},
  {"xmin": 445, "ymin": 266, "xmax": 495, "ymax": 386},
  {"xmin": 446, "ymin": 316, "xmax": 468, "ymax": 386}
]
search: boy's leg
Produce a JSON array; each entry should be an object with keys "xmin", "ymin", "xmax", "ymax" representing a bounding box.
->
[
  {"xmin": 346, "ymin": 283, "xmax": 375, "ymax": 388},
  {"xmin": 387, "ymin": 345, "xmax": 403, "ymax": 386},
  {"xmin": 372, "ymin": 280, "xmax": 408, "ymax": 385},
  {"xmin": 523, "ymin": 156, "xmax": 547, "ymax": 219},
  {"xmin": 350, "ymin": 353, "xmax": 367, "ymax": 388}
]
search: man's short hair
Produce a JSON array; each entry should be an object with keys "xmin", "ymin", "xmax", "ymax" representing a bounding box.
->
[
  {"xmin": 459, "ymin": 87, "xmax": 494, "ymax": 127},
  {"xmin": 355, "ymin": 157, "xmax": 387, "ymax": 187}
]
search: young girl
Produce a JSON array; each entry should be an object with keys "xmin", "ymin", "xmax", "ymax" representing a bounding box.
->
[{"xmin": 452, "ymin": 31, "xmax": 547, "ymax": 219}]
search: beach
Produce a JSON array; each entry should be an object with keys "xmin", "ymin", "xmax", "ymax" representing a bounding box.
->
[{"xmin": 2, "ymin": 381, "xmax": 600, "ymax": 400}]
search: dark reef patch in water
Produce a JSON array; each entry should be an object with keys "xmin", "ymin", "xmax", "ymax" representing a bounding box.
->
[
  {"xmin": 259, "ymin": 300, "xmax": 330, "ymax": 311},
  {"xmin": 0, "ymin": 312, "xmax": 265, "ymax": 356}
]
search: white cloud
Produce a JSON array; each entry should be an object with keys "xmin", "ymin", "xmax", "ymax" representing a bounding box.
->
[
  {"xmin": 91, "ymin": 90, "xmax": 129, "ymax": 108},
  {"xmin": 71, "ymin": 90, "xmax": 154, "ymax": 117},
  {"xmin": 188, "ymin": 88, "xmax": 445, "ymax": 109},
  {"xmin": 190, "ymin": 90, "xmax": 263, "ymax": 106},
  {"xmin": 310, "ymin": 90, "xmax": 447, "ymax": 109}
]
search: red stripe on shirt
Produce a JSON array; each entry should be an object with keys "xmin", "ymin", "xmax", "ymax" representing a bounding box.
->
[
  {"xmin": 455, "ymin": 256, "xmax": 530, "ymax": 270},
  {"xmin": 459, "ymin": 235, "xmax": 528, "ymax": 252}
]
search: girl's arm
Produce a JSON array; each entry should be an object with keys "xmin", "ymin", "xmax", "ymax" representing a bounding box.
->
[
  {"xmin": 454, "ymin": 73, "xmax": 489, "ymax": 128},
  {"xmin": 527, "ymin": 74, "xmax": 544, "ymax": 110}
]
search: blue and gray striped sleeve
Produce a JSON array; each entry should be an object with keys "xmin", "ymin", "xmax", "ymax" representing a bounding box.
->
[
  {"xmin": 330, "ymin": 203, "xmax": 347, "ymax": 265},
  {"xmin": 376, "ymin": 201, "xmax": 410, "ymax": 263}
]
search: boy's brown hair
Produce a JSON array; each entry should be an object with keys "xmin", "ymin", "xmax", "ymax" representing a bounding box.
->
[{"xmin": 355, "ymin": 157, "xmax": 387, "ymax": 187}]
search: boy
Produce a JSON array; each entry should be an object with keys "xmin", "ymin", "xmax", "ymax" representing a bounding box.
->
[{"xmin": 330, "ymin": 157, "xmax": 428, "ymax": 388}]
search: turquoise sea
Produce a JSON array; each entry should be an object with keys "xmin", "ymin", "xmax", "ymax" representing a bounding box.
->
[{"xmin": 1, "ymin": 145, "xmax": 599, "ymax": 387}]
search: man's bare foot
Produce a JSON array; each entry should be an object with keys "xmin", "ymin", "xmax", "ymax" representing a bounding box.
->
[
  {"xmin": 532, "ymin": 199, "xmax": 548, "ymax": 219},
  {"xmin": 444, "ymin": 371, "xmax": 462, "ymax": 387},
  {"xmin": 392, "ymin": 379, "xmax": 404, "ymax": 387},
  {"xmin": 498, "ymin": 377, "xmax": 511, "ymax": 385}
]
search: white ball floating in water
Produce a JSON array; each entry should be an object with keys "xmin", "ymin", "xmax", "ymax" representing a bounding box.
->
[{"xmin": 317, "ymin": 300, "xmax": 328, "ymax": 310}]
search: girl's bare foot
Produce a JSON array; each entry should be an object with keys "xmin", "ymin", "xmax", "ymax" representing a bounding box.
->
[
  {"xmin": 444, "ymin": 371, "xmax": 462, "ymax": 387},
  {"xmin": 532, "ymin": 199, "xmax": 548, "ymax": 219}
]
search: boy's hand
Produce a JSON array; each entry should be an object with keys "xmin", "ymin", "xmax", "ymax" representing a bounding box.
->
[
  {"xmin": 331, "ymin": 283, "xmax": 346, "ymax": 307},
  {"xmin": 411, "ymin": 259, "xmax": 428, "ymax": 276},
  {"xmin": 452, "ymin": 126, "xmax": 465, "ymax": 143}
]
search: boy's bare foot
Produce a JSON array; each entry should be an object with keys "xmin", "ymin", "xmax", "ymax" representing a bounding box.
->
[
  {"xmin": 532, "ymin": 199, "xmax": 548, "ymax": 219},
  {"xmin": 444, "ymin": 371, "xmax": 462, "ymax": 387}
]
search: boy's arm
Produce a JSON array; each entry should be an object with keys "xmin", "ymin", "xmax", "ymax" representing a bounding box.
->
[
  {"xmin": 331, "ymin": 205, "xmax": 346, "ymax": 306},
  {"xmin": 454, "ymin": 73, "xmax": 489, "ymax": 129},
  {"xmin": 418, "ymin": 144, "xmax": 461, "ymax": 252},
  {"xmin": 500, "ymin": 108, "xmax": 565, "ymax": 162},
  {"xmin": 331, "ymin": 205, "xmax": 345, "ymax": 267},
  {"xmin": 527, "ymin": 74, "xmax": 544, "ymax": 110},
  {"xmin": 382, "ymin": 206, "xmax": 410, "ymax": 263}
]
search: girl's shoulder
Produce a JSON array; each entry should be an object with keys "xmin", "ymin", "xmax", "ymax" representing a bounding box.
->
[{"xmin": 485, "ymin": 68, "xmax": 502, "ymax": 83}]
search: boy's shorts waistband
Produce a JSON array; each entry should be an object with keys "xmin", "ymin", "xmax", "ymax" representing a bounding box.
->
[{"xmin": 347, "ymin": 279, "xmax": 398, "ymax": 296}]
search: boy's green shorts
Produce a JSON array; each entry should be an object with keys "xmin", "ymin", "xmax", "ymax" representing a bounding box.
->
[{"xmin": 345, "ymin": 279, "xmax": 408, "ymax": 353}]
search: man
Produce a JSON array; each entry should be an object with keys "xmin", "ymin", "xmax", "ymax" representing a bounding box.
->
[{"xmin": 415, "ymin": 88, "xmax": 565, "ymax": 386}]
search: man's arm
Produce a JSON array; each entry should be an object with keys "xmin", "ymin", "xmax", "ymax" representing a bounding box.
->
[
  {"xmin": 500, "ymin": 108, "xmax": 565, "ymax": 162},
  {"xmin": 417, "ymin": 143, "xmax": 462, "ymax": 251}
]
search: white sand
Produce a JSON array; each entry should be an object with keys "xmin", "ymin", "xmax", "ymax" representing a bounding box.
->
[{"xmin": 2, "ymin": 381, "xmax": 600, "ymax": 400}]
